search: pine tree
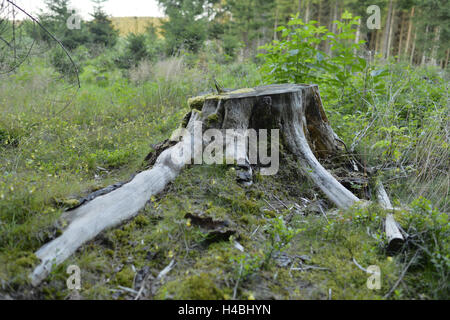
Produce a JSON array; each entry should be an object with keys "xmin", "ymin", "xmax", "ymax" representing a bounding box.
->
[
  {"xmin": 157, "ymin": 0, "xmax": 212, "ymax": 54},
  {"xmin": 37, "ymin": 0, "xmax": 90, "ymax": 50},
  {"xmin": 88, "ymin": 0, "xmax": 118, "ymax": 49}
]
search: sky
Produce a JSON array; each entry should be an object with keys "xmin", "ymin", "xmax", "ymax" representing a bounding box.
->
[{"xmin": 10, "ymin": 0, "xmax": 165, "ymax": 19}]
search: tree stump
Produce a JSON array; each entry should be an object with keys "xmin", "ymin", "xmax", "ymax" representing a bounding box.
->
[
  {"xmin": 30, "ymin": 84, "xmax": 360, "ymax": 286},
  {"xmin": 193, "ymin": 84, "xmax": 359, "ymax": 208}
]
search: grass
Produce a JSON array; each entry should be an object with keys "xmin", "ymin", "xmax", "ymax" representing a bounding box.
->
[{"xmin": 0, "ymin": 46, "xmax": 448, "ymax": 299}]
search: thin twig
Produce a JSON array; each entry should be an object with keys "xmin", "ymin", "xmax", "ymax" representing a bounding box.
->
[
  {"xmin": 384, "ymin": 250, "xmax": 420, "ymax": 299},
  {"xmin": 156, "ymin": 259, "xmax": 175, "ymax": 280},
  {"xmin": 263, "ymin": 199, "xmax": 279, "ymax": 213},
  {"xmin": 273, "ymin": 195, "xmax": 289, "ymax": 210},
  {"xmin": 6, "ymin": 0, "xmax": 80, "ymax": 87},
  {"xmin": 352, "ymin": 257, "xmax": 368, "ymax": 273},
  {"xmin": 117, "ymin": 286, "xmax": 138, "ymax": 295},
  {"xmin": 232, "ymin": 263, "xmax": 243, "ymax": 300}
]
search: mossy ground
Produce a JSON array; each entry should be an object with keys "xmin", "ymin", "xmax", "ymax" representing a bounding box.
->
[
  {"xmin": 0, "ymin": 57, "xmax": 447, "ymax": 300},
  {"xmin": 2, "ymin": 151, "xmax": 435, "ymax": 300}
]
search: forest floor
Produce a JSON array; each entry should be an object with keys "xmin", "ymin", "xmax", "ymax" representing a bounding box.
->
[
  {"xmin": 0, "ymin": 150, "xmax": 431, "ymax": 300},
  {"xmin": 0, "ymin": 58, "xmax": 448, "ymax": 300}
]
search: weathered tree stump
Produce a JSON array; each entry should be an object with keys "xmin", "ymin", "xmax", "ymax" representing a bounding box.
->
[
  {"xmin": 193, "ymin": 84, "xmax": 359, "ymax": 208},
  {"xmin": 30, "ymin": 84, "xmax": 360, "ymax": 285}
]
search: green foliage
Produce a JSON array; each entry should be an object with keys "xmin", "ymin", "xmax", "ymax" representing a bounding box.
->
[
  {"xmin": 36, "ymin": 0, "xmax": 91, "ymax": 50},
  {"xmin": 115, "ymin": 33, "xmax": 149, "ymax": 69},
  {"xmin": 399, "ymin": 197, "xmax": 449, "ymax": 298},
  {"xmin": 0, "ymin": 1, "xmax": 448, "ymax": 300},
  {"xmin": 229, "ymin": 252, "xmax": 262, "ymax": 282},
  {"xmin": 258, "ymin": 11, "xmax": 366, "ymax": 88},
  {"xmin": 87, "ymin": 2, "xmax": 119, "ymax": 49},
  {"xmin": 157, "ymin": 0, "xmax": 210, "ymax": 54},
  {"xmin": 224, "ymin": 0, "xmax": 276, "ymax": 50},
  {"xmin": 262, "ymin": 216, "xmax": 301, "ymax": 268}
]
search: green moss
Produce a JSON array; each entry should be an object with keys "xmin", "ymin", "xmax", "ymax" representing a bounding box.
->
[
  {"xmin": 115, "ymin": 266, "xmax": 135, "ymax": 287},
  {"xmin": 227, "ymin": 88, "xmax": 255, "ymax": 95},
  {"xmin": 188, "ymin": 95, "xmax": 207, "ymax": 110},
  {"xmin": 156, "ymin": 273, "xmax": 224, "ymax": 300},
  {"xmin": 16, "ymin": 253, "xmax": 39, "ymax": 268},
  {"xmin": 134, "ymin": 214, "xmax": 150, "ymax": 227},
  {"xmin": 206, "ymin": 113, "xmax": 219, "ymax": 126},
  {"xmin": 54, "ymin": 198, "xmax": 80, "ymax": 208}
]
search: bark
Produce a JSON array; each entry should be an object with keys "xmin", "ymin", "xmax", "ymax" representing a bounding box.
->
[
  {"xmin": 397, "ymin": 10, "xmax": 405, "ymax": 60},
  {"xmin": 387, "ymin": 7, "xmax": 396, "ymax": 59},
  {"xmin": 327, "ymin": 0, "xmax": 338, "ymax": 55},
  {"xmin": 197, "ymin": 84, "xmax": 359, "ymax": 209},
  {"xmin": 421, "ymin": 25, "xmax": 429, "ymax": 66},
  {"xmin": 445, "ymin": 48, "xmax": 449, "ymax": 69},
  {"xmin": 430, "ymin": 26, "xmax": 441, "ymax": 66},
  {"xmin": 410, "ymin": 30, "xmax": 417, "ymax": 64},
  {"xmin": 317, "ymin": 0, "xmax": 322, "ymax": 26},
  {"xmin": 376, "ymin": 182, "xmax": 405, "ymax": 253},
  {"xmin": 404, "ymin": 7, "xmax": 415, "ymax": 56},
  {"xmin": 304, "ymin": 0, "xmax": 310, "ymax": 24},
  {"xmin": 274, "ymin": 5, "xmax": 279, "ymax": 41},
  {"xmin": 30, "ymin": 84, "xmax": 361, "ymax": 286},
  {"xmin": 383, "ymin": 0, "xmax": 394, "ymax": 59}
]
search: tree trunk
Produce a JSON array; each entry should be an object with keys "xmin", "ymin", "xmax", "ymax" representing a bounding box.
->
[
  {"xmin": 386, "ymin": 7, "xmax": 396, "ymax": 59},
  {"xmin": 327, "ymin": 0, "xmax": 338, "ymax": 55},
  {"xmin": 445, "ymin": 48, "xmax": 449, "ymax": 69},
  {"xmin": 30, "ymin": 84, "xmax": 360, "ymax": 286},
  {"xmin": 305, "ymin": 0, "xmax": 310, "ymax": 23},
  {"xmin": 315, "ymin": 0, "xmax": 323, "ymax": 50},
  {"xmin": 404, "ymin": 7, "xmax": 415, "ymax": 56},
  {"xmin": 383, "ymin": 0, "xmax": 394, "ymax": 59},
  {"xmin": 430, "ymin": 26, "xmax": 441, "ymax": 66},
  {"xmin": 274, "ymin": 5, "xmax": 279, "ymax": 41},
  {"xmin": 354, "ymin": 18, "xmax": 361, "ymax": 54},
  {"xmin": 375, "ymin": 29, "xmax": 380, "ymax": 53},
  {"xmin": 410, "ymin": 30, "xmax": 417, "ymax": 64},
  {"xmin": 421, "ymin": 25, "xmax": 429, "ymax": 66},
  {"xmin": 317, "ymin": 0, "xmax": 322, "ymax": 26},
  {"xmin": 397, "ymin": 10, "xmax": 405, "ymax": 60}
]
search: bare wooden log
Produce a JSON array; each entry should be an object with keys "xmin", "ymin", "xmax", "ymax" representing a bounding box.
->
[
  {"xmin": 376, "ymin": 182, "xmax": 404, "ymax": 253},
  {"xmin": 30, "ymin": 84, "xmax": 360, "ymax": 285},
  {"xmin": 30, "ymin": 112, "xmax": 201, "ymax": 286}
]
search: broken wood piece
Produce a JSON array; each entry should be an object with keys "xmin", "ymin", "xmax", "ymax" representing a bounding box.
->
[
  {"xmin": 376, "ymin": 182, "xmax": 404, "ymax": 253},
  {"xmin": 30, "ymin": 112, "xmax": 202, "ymax": 286}
]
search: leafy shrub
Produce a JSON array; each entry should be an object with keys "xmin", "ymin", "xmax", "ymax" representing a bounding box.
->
[
  {"xmin": 115, "ymin": 33, "xmax": 149, "ymax": 69},
  {"xmin": 258, "ymin": 11, "xmax": 366, "ymax": 89}
]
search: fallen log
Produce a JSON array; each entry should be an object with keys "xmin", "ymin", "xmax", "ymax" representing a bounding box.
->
[
  {"xmin": 30, "ymin": 112, "xmax": 202, "ymax": 286},
  {"xmin": 30, "ymin": 84, "xmax": 360, "ymax": 285},
  {"xmin": 376, "ymin": 182, "xmax": 405, "ymax": 253}
]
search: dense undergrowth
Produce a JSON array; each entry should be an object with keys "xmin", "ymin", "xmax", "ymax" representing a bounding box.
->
[{"xmin": 0, "ymin": 14, "xmax": 448, "ymax": 299}]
